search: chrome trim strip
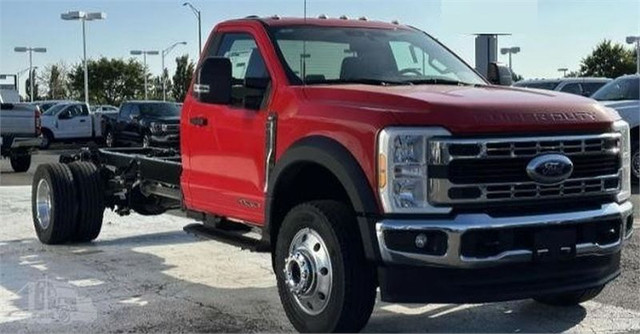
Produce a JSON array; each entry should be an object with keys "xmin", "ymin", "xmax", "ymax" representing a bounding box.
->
[
  {"xmin": 429, "ymin": 132, "xmax": 621, "ymax": 164},
  {"xmin": 375, "ymin": 201, "xmax": 633, "ymax": 268},
  {"xmin": 263, "ymin": 113, "xmax": 277, "ymax": 193},
  {"xmin": 429, "ymin": 172, "xmax": 621, "ymax": 204}
]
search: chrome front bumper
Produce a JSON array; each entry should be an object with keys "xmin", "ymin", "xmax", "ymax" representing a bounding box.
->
[{"xmin": 376, "ymin": 201, "xmax": 634, "ymax": 268}]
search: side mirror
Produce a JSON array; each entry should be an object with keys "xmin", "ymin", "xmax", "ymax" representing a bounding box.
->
[
  {"xmin": 196, "ymin": 57, "xmax": 232, "ymax": 104},
  {"xmin": 58, "ymin": 111, "xmax": 70, "ymax": 120},
  {"xmin": 487, "ymin": 62, "xmax": 513, "ymax": 86}
]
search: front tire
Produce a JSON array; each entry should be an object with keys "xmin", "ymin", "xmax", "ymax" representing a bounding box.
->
[
  {"xmin": 40, "ymin": 130, "xmax": 53, "ymax": 149},
  {"xmin": 10, "ymin": 153, "xmax": 31, "ymax": 172},
  {"xmin": 275, "ymin": 200, "xmax": 376, "ymax": 333},
  {"xmin": 533, "ymin": 285, "xmax": 605, "ymax": 306},
  {"xmin": 104, "ymin": 129, "xmax": 116, "ymax": 148},
  {"xmin": 31, "ymin": 163, "xmax": 78, "ymax": 244}
]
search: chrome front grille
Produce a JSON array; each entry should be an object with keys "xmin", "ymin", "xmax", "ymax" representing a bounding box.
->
[{"xmin": 428, "ymin": 133, "xmax": 622, "ymax": 205}]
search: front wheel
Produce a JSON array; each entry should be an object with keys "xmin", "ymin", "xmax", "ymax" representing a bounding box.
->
[
  {"xmin": 275, "ymin": 201, "xmax": 376, "ymax": 333},
  {"xmin": 533, "ymin": 285, "xmax": 605, "ymax": 306},
  {"xmin": 104, "ymin": 129, "xmax": 116, "ymax": 148},
  {"xmin": 10, "ymin": 154, "xmax": 31, "ymax": 172}
]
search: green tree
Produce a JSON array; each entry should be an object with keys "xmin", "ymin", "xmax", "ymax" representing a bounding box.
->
[
  {"xmin": 512, "ymin": 72, "xmax": 524, "ymax": 82},
  {"xmin": 172, "ymin": 55, "xmax": 195, "ymax": 102},
  {"xmin": 69, "ymin": 57, "xmax": 145, "ymax": 105},
  {"xmin": 25, "ymin": 69, "xmax": 40, "ymax": 101},
  {"xmin": 579, "ymin": 40, "xmax": 636, "ymax": 78},
  {"xmin": 43, "ymin": 63, "xmax": 69, "ymax": 99}
]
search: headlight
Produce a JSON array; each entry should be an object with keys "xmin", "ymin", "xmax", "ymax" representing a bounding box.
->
[
  {"xmin": 613, "ymin": 120, "xmax": 631, "ymax": 202},
  {"xmin": 378, "ymin": 127, "xmax": 452, "ymax": 214},
  {"xmin": 150, "ymin": 122, "xmax": 163, "ymax": 134}
]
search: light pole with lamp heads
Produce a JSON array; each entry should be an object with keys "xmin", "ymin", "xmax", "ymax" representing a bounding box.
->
[
  {"xmin": 14, "ymin": 47, "xmax": 46, "ymax": 102},
  {"xmin": 130, "ymin": 50, "xmax": 159, "ymax": 100},
  {"xmin": 61, "ymin": 10, "xmax": 106, "ymax": 105},
  {"xmin": 626, "ymin": 36, "xmax": 640, "ymax": 74},
  {"xmin": 161, "ymin": 42, "xmax": 187, "ymax": 101},
  {"xmin": 558, "ymin": 68, "xmax": 568, "ymax": 77},
  {"xmin": 183, "ymin": 2, "xmax": 202, "ymax": 55},
  {"xmin": 500, "ymin": 46, "xmax": 521, "ymax": 72}
]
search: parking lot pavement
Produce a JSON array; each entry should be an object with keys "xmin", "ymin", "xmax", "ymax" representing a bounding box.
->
[{"xmin": 0, "ymin": 186, "xmax": 639, "ymax": 333}]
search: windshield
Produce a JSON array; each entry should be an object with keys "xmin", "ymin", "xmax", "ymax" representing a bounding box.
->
[
  {"xmin": 591, "ymin": 77, "xmax": 639, "ymax": 101},
  {"xmin": 270, "ymin": 26, "xmax": 486, "ymax": 86},
  {"xmin": 139, "ymin": 103, "xmax": 180, "ymax": 117},
  {"xmin": 42, "ymin": 103, "xmax": 66, "ymax": 116}
]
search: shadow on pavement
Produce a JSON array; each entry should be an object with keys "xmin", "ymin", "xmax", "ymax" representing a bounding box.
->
[{"xmin": 0, "ymin": 227, "xmax": 591, "ymax": 333}]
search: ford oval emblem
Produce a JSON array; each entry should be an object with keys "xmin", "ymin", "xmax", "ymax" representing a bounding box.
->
[{"xmin": 526, "ymin": 154, "xmax": 573, "ymax": 184}]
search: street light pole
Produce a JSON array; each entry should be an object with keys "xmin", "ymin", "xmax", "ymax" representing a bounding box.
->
[
  {"xmin": 130, "ymin": 50, "xmax": 159, "ymax": 100},
  {"xmin": 627, "ymin": 36, "xmax": 640, "ymax": 74},
  {"xmin": 183, "ymin": 2, "xmax": 202, "ymax": 55},
  {"xmin": 14, "ymin": 47, "xmax": 47, "ymax": 102},
  {"xmin": 61, "ymin": 11, "xmax": 106, "ymax": 105},
  {"xmin": 161, "ymin": 41, "xmax": 187, "ymax": 101},
  {"xmin": 557, "ymin": 68, "xmax": 568, "ymax": 77},
  {"xmin": 500, "ymin": 46, "xmax": 521, "ymax": 72}
]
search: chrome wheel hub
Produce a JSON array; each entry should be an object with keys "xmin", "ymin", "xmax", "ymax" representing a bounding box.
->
[
  {"xmin": 284, "ymin": 228, "xmax": 332, "ymax": 315},
  {"xmin": 36, "ymin": 179, "xmax": 52, "ymax": 229}
]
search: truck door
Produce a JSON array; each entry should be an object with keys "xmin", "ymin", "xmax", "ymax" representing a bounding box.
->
[
  {"xmin": 57, "ymin": 104, "xmax": 92, "ymax": 138},
  {"xmin": 184, "ymin": 30, "xmax": 272, "ymax": 224}
]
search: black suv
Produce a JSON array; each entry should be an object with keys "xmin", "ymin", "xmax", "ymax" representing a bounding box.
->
[{"xmin": 103, "ymin": 101, "xmax": 181, "ymax": 148}]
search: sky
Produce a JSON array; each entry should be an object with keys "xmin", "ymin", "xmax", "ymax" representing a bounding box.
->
[{"xmin": 1, "ymin": 0, "xmax": 639, "ymax": 96}]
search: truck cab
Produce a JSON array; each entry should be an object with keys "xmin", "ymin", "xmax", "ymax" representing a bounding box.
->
[{"xmin": 30, "ymin": 16, "xmax": 633, "ymax": 333}]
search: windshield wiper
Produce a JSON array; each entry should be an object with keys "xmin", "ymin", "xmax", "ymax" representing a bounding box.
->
[
  {"xmin": 401, "ymin": 78, "xmax": 479, "ymax": 86},
  {"xmin": 305, "ymin": 78, "xmax": 408, "ymax": 86}
]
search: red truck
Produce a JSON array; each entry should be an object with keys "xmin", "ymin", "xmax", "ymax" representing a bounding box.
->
[{"xmin": 31, "ymin": 16, "xmax": 633, "ymax": 332}]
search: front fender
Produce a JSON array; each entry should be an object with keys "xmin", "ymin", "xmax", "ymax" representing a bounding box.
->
[{"xmin": 265, "ymin": 135, "xmax": 381, "ymax": 261}]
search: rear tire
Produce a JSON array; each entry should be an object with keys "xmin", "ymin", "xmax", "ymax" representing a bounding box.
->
[
  {"xmin": 275, "ymin": 200, "xmax": 377, "ymax": 333},
  {"xmin": 40, "ymin": 130, "xmax": 53, "ymax": 149},
  {"xmin": 533, "ymin": 285, "xmax": 605, "ymax": 306},
  {"xmin": 31, "ymin": 163, "xmax": 78, "ymax": 244},
  {"xmin": 68, "ymin": 162, "xmax": 105, "ymax": 242},
  {"xmin": 10, "ymin": 154, "xmax": 31, "ymax": 172}
]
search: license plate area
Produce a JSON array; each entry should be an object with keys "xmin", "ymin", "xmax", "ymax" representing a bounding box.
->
[{"xmin": 533, "ymin": 228, "xmax": 576, "ymax": 262}]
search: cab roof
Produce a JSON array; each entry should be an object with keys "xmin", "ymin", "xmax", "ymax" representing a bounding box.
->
[{"xmin": 222, "ymin": 16, "xmax": 413, "ymax": 30}]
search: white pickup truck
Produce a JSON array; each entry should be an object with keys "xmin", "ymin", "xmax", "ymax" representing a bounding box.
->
[
  {"xmin": 0, "ymin": 103, "xmax": 42, "ymax": 172},
  {"xmin": 40, "ymin": 102, "xmax": 104, "ymax": 149}
]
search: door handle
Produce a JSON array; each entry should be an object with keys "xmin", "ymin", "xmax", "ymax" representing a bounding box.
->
[
  {"xmin": 79, "ymin": 119, "xmax": 87, "ymax": 123},
  {"xmin": 189, "ymin": 116, "xmax": 208, "ymax": 126}
]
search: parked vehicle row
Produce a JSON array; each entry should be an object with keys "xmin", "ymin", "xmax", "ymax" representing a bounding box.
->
[
  {"xmin": 0, "ymin": 102, "xmax": 42, "ymax": 172},
  {"xmin": 513, "ymin": 77, "xmax": 611, "ymax": 97}
]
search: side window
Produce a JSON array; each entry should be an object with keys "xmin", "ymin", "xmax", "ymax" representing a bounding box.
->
[
  {"xmin": 120, "ymin": 104, "xmax": 131, "ymax": 119},
  {"xmin": 216, "ymin": 33, "xmax": 269, "ymax": 81},
  {"xmin": 560, "ymin": 83, "xmax": 582, "ymax": 95},
  {"xmin": 215, "ymin": 33, "xmax": 271, "ymax": 109},
  {"xmin": 81, "ymin": 104, "xmax": 89, "ymax": 116},
  {"xmin": 130, "ymin": 104, "xmax": 140, "ymax": 118}
]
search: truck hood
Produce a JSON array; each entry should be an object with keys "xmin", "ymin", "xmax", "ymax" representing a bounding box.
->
[{"xmin": 303, "ymin": 84, "xmax": 617, "ymax": 135}]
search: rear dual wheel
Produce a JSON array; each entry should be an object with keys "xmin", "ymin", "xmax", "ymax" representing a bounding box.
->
[{"xmin": 32, "ymin": 162, "xmax": 105, "ymax": 244}]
